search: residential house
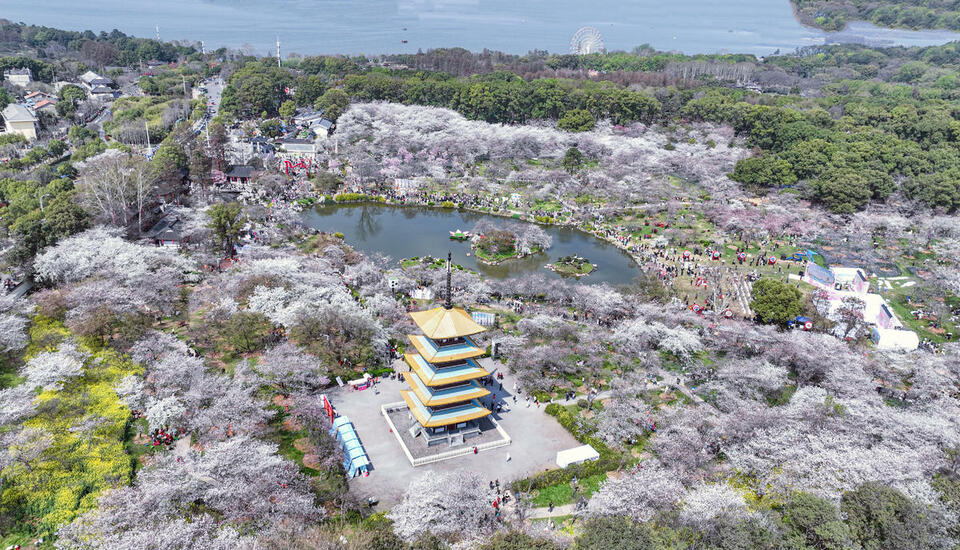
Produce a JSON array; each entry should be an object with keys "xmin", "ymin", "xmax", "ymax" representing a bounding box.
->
[
  {"xmin": 1, "ymin": 104, "xmax": 38, "ymax": 140},
  {"xmin": 3, "ymin": 68, "xmax": 32, "ymax": 87},
  {"xmin": 79, "ymin": 71, "xmax": 115, "ymax": 91},
  {"xmin": 292, "ymin": 109, "xmax": 325, "ymax": 126},
  {"xmin": 32, "ymin": 100, "xmax": 57, "ymax": 115},
  {"xmin": 24, "ymin": 91, "xmax": 56, "ymax": 104},
  {"xmin": 249, "ymin": 136, "xmax": 274, "ymax": 155},
  {"xmin": 89, "ymin": 85, "xmax": 118, "ymax": 100},
  {"xmin": 310, "ymin": 118, "xmax": 335, "ymax": 138}
]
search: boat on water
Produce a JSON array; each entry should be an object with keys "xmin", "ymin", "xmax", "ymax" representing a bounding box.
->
[{"xmin": 449, "ymin": 229, "xmax": 473, "ymax": 240}]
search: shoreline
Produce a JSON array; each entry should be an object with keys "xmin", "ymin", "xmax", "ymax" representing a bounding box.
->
[{"xmin": 309, "ymin": 197, "xmax": 648, "ymax": 275}]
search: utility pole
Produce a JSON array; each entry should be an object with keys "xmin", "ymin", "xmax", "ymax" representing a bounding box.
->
[
  {"xmin": 38, "ymin": 192, "xmax": 51, "ymax": 214},
  {"xmin": 276, "ymin": 36, "xmax": 281, "ymax": 68}
]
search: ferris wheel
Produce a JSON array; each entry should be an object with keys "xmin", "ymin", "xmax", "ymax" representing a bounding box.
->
[{"xmin": 569, "ymin": 26, "xmax": 605, "ymax": 55}]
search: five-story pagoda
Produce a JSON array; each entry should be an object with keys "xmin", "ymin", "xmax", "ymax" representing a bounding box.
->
[{"xmin": 401, "ymin": 253, "xmax": 491, "ymax": 446}]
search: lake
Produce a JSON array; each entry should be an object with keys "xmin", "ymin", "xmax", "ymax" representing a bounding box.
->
[
  {"xmin": 3, "ymin": 0, "xmax": 960, "ymax": 57},
  {"xmin": 300, "ymin": 203, "xmax": 641, "ymax": 285}
]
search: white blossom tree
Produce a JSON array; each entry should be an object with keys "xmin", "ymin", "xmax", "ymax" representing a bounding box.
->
[
  {"xmin": 255, "ymin": 342, "xmax": 331, "ymax": 395},
  {"xmin": 22, "ymin": 341, "xmax": 86, "ymax": 391},
  {"xmin": 679, "ymin": 482, "xmax": 754, "ymax": 530},
  {"xmin": 585, "ymin": 461, "xmax": 684, "ymax": 522},
  {"xmin": 57, "ymin": 436, "xmax": 320, "ymax": 548},
  {"xmin": 388, "ymin": 471, "xmax": 495, "ymax": 542}
]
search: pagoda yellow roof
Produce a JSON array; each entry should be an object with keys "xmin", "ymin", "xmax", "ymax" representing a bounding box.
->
[
  {"xmin": 403, "ymin": 353, "xmax": 490, "ymax": 386},
  {"xmin": 402, "ymin": 371, "xmax": 490, "ymax": 406},
  {"xmin": 408, "ymin": 334, "xmax": 485, "ymax": 363},
  {"xmin": 401, "ymin": 390, "xmax": 491, "ymax": 428},
  {"xmin": 409, "ymin": 306, "xmax": 486, "ymax": 340}
]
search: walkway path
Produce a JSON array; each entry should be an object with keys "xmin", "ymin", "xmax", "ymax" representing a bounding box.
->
[
  {"xmin": 652, "ymin": 368, "xmax": 707, "ymax": 406},
  {"xmin": 527, "ymin": 503, "xmax": 577, "ymax": 519},
  {"xmin": 174, "ymin": 434, "xmax": 192, "ymax": 457}
]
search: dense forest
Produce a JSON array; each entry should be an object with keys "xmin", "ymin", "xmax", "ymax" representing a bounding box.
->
[
  {"xmin": 217, "ymin": 42, "xmax": 960, "ymax": 213},
  {"xmin": 794, "ymin": 0, "xmax": 960, "ymax": 32},
  {"xmin": 0, "ymin": 19, "xmax": 197, "ymax": 65}
]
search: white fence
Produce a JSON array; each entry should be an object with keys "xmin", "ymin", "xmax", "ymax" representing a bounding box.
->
[{"xmin": 380, "ymin": 402, "xmax": 511, "ymax": 467}]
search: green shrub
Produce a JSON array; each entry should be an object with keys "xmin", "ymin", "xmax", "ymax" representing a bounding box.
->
[
  {"xmin": 544, "ymin": 403, "xmax": 614, "ymax": 458},
  {"xmin": 333, "ymin": 192, "xmax": 370, "ymax": 202},
  {"xmin": 510, "ymin": 454, "xmax": 620, "ymax": 493},
  {"xmin": 533, "ymin": 390, "xmax": 552, "ymax": 403}
]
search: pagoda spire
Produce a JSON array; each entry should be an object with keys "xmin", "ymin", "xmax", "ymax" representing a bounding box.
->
[{"xmin": 444, "ymin": 252, "xmax": 453, "ymax": 309}]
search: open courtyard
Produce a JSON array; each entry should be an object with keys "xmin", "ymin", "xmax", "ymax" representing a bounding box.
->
[{"xmin": 327, "ymin": 357, "xmax": 580, "ymax": 508}]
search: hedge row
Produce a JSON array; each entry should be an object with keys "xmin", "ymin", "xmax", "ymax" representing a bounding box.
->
[
  {"xmin": 544, "ymin": 403, "xmax": 614, "ymax": 458},
  {"xmin": 332, "ymin": 193, "xmax": 387, "ymax": 203},
  {"xmin": 509, "ymin": 453, "xmax": 621, "ymax": 493}
]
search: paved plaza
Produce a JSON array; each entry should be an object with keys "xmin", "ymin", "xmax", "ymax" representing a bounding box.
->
[{"xmin": 328, "ymin": 357, "xmax": 580, "ymax": 509}]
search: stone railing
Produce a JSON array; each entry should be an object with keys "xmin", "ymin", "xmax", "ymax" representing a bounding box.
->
[{"xmin": 380, "ymin": 402, "xmax": 511, "ymax": 467}]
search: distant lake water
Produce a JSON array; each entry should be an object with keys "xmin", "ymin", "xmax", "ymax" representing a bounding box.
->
[{"xmin": 3, "ymin": 0, "xmax": 960, "ymax": 57}]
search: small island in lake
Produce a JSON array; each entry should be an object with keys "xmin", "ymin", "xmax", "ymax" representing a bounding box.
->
[
  {"xmin": 546, "ymin": 255, "xmax": 596, "ymax": 277},
  {"xmin": 470, "ymin": 220, "xmax": 552, "ymax": 264}
]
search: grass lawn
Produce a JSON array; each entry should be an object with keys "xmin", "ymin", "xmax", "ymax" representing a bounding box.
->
[
  {"xmin": 533, "ymin": 199, "xmax": 563, "ymax": 212},
  {"xmin": 886, "ymin": 290, "xmax": 956, "ymax": 344},
  {"xmin": 551, "ymin": 258, "xmax": 595, "ymax": 276},
  {"xmin": 266, "ymin": 404, "xmax": 325, "ymax": 477},
  {"xmin": 530, "ymin": 473, "xmax": 607, "ymax": 507},
  {"xmin": 0, "ymin": 363, "xmax": 23, "ymax": 389},
  {"xmin": 473, "ymin": 246, "xmax": 521, "ymax": 263}
]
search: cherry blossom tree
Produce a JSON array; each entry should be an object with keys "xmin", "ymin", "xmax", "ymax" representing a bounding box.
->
[
  {"xmin": 22, "ymin": 341, "xmax": 87, "ymax": 391},
  {"xmin": 57, "ymin": 436, "xmax": 320, "ymax": 548},
  {"xmin": 0, "ymin": 295, "xmax": 30, "ymax": 353},
  {"xmin": 595, "ymin": 377, "xmax": 654, "ymax": 449},
  {"xmin": 585, "ymin": 461, "xmax": 684, "ymax": 521},
  {"xmin": 0, "ymin": 385, "xmax": 37, "ymax": 426},
  {"xmin": 255, "ymin": 342, "xmax": 331, "ymax": 396},
  {"xmin": 388, "ymin": 471, "xmax": 496, "ymax": 542}
]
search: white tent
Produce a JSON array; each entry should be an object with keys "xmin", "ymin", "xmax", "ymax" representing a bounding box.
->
[
  {"xmin": 872, "ymin": 327, "xmax": 919, "ymax": 352},
  {"xmin": 556, "ymin": 444, "xmax": 600, "ymax": 468}
]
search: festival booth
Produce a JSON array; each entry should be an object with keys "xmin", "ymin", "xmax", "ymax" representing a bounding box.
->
[
  {"xmin": 329, "ymin": 416, "xmax": 371, "ymax": 477},
  {"xmin": 832, "ymin": 267, "xmax": 870, "ymax": 294},
  {"xmin": 348, "ymin": 373, "xmax": 372, "ymax": 390},
  {"xmin": 330, "ymin": 416, "xmax": 352, "ymax": 438},
  {"xmin": 345, "ymin": 450, "xmax": 371, "ymax": 478},
  {"xmin": 556, "ymin": 444, "xmax": 600, "ymax": 468}
]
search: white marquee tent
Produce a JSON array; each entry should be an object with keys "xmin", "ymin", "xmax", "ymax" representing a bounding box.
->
[{"xmin": 556, "ymin": 444, "xmax": 600, "ymax": 468}]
